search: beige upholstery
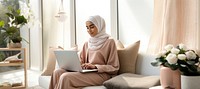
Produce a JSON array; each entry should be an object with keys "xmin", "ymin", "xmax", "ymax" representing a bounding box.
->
[
  {"xmin": 41, "ymin": 46, "xmax": 63, "ymax": 76},
  {"xmin": 116, "ymin": 40, "xmax": 140, "ymax": 74},
  {"xmin": 103, "ymin": 73, "xmax": 160, "ymax": 89}
]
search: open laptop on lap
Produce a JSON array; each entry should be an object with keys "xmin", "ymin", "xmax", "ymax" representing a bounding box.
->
[{"xmin": 54, "ymin": 50, "xmax": 98, "ymax": 73}]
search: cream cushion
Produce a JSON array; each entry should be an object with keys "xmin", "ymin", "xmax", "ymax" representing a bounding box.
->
[
  {"xmin": 116, "ymin": 40, "xmax": 140, "ymax": 74},
  {"xmin": 115, "ymin": 40, "xmax": 124, "ymax": 49},
  {"xmin": 41, "ymin": 46, "xmax": 63, "ymax": 76}
]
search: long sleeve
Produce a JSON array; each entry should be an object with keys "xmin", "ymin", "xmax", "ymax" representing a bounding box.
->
[
  {"xmin": 80, "ymin": 39, "xmax": 120, "ymax": 75},
  {"xmin": 95, "ymin": 39, "xmax": 119, "ymax": 74}
]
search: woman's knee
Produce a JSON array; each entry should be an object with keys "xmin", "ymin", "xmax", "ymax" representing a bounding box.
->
[
  {"xmin": 59, "ymin": 72, "xmax": 76, "ymax": 81},
  {"xmin": 54, "ymin": 68, "xmax": 66, "ymax": 75}
]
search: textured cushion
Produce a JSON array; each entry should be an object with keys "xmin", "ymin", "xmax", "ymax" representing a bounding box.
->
[
  {"xmin": 41, "ymin": 46, "xmax": 63, "ymax": 76},
  {"xmin": 103, "ymin": 73, "xmax": 160, "ymax": 89},
  {"xmin": 117, "ymin": 40, "xmax": 140, "ymax": 74}
]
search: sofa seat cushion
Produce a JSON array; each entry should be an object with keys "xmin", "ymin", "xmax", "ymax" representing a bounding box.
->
[
  {"xmin": 39, "ymin": 76, "xmax": 107, "ymax": 89},
  {"xmin": 103, "ymin": 73, "xmax": 160, "ymax": 89},
  {"xmin": 82, "ymin": 86, "xmax": 107, "ymax": 89}
]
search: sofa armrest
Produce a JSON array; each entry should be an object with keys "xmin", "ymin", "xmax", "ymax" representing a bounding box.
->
[{"xmin": 39, "ymin": 76, "xmax": 51, "ymax": 89}]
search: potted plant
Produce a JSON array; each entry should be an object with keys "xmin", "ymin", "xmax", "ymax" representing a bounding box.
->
[
  {"xmin": 151, "ymin": 44, "xmax": 200, "ymax": 89},
  {"xmin": 0, "ymin": 6, "xmax": 28, "ymax": 48}
]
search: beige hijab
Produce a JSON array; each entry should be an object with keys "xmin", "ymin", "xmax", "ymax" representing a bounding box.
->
[{"xmin": 87, "ymin": 15, "xmax": 110, "ymax": 50}]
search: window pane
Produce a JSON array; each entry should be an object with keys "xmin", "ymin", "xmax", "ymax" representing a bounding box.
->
[{"xmin": 75, "ymin": 0, "xmax": 111, "ymax": 47}]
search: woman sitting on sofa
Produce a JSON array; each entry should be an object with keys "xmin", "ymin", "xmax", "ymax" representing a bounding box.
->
[{"xmin": 49, "ymin": 15, "xmax": 120, "ymax": 89}]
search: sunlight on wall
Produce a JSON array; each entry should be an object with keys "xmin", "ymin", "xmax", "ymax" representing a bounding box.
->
[{"xmin": 118, "ymin": 0, "xmax": 153, "ymax": 52}]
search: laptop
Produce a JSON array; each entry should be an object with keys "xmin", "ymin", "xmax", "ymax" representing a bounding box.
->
[{"xmin": 54, "ymin": 50, "xmax": 98, "ymax": 73}]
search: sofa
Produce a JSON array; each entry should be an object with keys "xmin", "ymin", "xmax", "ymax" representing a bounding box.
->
[{"xmin": 38, "ymin": 41, "xmax": 160, "ymax": 89}]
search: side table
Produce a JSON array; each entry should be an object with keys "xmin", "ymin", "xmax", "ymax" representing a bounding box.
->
[{"xmin": 0, "ymin": 48, "xmax": 27, "ymax": 89}]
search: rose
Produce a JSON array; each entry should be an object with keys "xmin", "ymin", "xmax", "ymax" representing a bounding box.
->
[
  {"xmin": 166, "ymin": 53, "xmax": 178, "ymax": 64},
  {"xmin": 161, "ymin": 50, "xmax": 167, "ymax": 56},
  {"xmin": 179, "ymin": 43, "xmax": 187, "ymax": 50},
  {"xmin": 171, "ymin": 47, "xmax": 180, "ymax": 54},
  {"xmin": 164, "ymin": 44, "xmax": 174, "ymax": 52},
  {"xmin": 156, "ymin": 50, "xmax": 168, "ymax": 58},
  {"xmin": 178, "ymin": 54, "xmax": 186, "ymax": 60},
  {"xmin": 185, "ymin": 50, "xmax": 197, "ymax": 60}
]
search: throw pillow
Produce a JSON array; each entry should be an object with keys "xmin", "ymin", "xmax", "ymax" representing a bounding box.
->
[
  {"xmin": 103, "ymin": 73, "xmax": 160, "ymax": 89},
  {"xmin": 115, "ymin": 40, "xmax": 124, "ymax": 49},
  {"xmin": 117, "ymin": 40, "xmax": 140, "ymax": 74},
  {"xmin": 41, "ymin": 46, "xmax": 63, "ymax": 76}
]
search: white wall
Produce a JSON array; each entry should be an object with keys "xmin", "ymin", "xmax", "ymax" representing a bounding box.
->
[{"xmin": 118, "ymin": 0, "xmax": 159, "ymax": 75}]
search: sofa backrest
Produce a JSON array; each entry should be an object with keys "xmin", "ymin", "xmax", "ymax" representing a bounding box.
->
[{"xmin": 135, "ymin": 52, "xmax": 160, "ymax": 76}]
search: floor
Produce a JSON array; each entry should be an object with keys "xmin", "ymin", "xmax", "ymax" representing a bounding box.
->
[{"xmin": 0, "ymin": 68, "xmax": 42, "ymax": 88}]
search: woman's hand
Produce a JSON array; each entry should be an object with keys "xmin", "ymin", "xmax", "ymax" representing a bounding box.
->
[{"xmin": 81, "ymin": 63, "xmax": 97, "ymax": 69}]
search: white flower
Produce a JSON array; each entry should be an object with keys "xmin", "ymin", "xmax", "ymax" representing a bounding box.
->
[
  {"xmin": 185, "ymin": 51, "xmax": 197, "ymax": 60},
  {"xmin": 155, "ymin": 53, "xmax": 162, "ymax": 58},
  {"xmin": 171, "ymin": 47, "xmax": 180, "ymax": 54},
  {"xmin": 8, "ymin": 17, "xmax": 15, "ymax": 27},
  {"xmin": 164, "ymin": 44, "xmax": 174, "ymax": 52},
  {"xmin": 161, "ymin": 50, "xmax": 167, "ymax": 56},
  {"xmin": 179, "ymin": 43, "xmax": 187, "ymax": 50},
  {"xmin": 166, "ymin": 53, "xmax": 178, "ymax": 64},
  {"xmin": 178, "ymin": 54, "xmax": 186, "ymax": 60}
]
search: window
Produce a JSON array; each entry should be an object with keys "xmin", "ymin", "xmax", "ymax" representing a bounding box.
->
[{"xmin": 75, "ymin": 0, "xmax": 111, "ymax": 47}]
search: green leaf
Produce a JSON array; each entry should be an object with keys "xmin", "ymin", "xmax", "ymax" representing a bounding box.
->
[
  {"xmin": 170, "ymin": 64, "xmax": 179, "ymax": 70},
  {"xmin": 0, "ymin": 21, "xmax": 5, "ymax": 27},
  {"xmin": 187, "ymin": 60, "xmax": 196, "ymax": 65},
  {"xmin": 6, "ymin": 13, "xmax": 14, "ymax": 19},
  {"xmin": 16, "ymin": 9, "xmax": 21, "ymax": 15},
  {"xmin": 157, "ymin": 57, "xmax": 167, "ymax": 63},
  {"xmin": 15, "ymin": 16, "xmax": 27, "ymax": 24},
  {"xmin": 6, "ymin": 26, "xmax": 18, "ymax": 34},
  {"xmin": 188, "ymin": 65, "xmax": 198, "ymax": 72},
  {"xmin": 12, "ymin": 36, "xmax": 22, "ymax": 43},
  {"xmin": 151, "ymin": 61, "xmax": 161, "ymax": 67}
]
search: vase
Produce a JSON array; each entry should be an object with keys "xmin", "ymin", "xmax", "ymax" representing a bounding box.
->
[
  {"xmin": 181, "ymin": 75, "xmax": 200, "ymax": 89},
  {"xmin": 7, "ymin": 43, "xmax": 22, "ymax": 48},
  {"xmin": 160, "ymin": 66, "xmax": 181, "ymax": 89}
]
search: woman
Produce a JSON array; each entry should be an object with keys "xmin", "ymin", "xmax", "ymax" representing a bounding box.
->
[{"xmin": 49, "ymin": 15, "xmax": 119, "ymax": 89}]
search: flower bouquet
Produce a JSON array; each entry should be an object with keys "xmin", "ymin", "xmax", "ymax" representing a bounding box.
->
[{"xmin": 151, "ymin": 43, "xmax": 200, "ymax": 76}]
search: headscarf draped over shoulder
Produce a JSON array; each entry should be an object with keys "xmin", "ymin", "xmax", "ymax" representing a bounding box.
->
[{"xmin": 87, "ymin": 15, "xmax": 110, "ymax": 50}]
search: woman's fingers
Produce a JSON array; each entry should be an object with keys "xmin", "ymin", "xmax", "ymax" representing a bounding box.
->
[{"xmin": 81, "ymin": 63, "xmax": 95, "ymax": 69}]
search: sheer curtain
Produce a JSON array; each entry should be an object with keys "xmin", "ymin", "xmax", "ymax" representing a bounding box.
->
[{"xmin": 147, "ymin": 0, "xmax": 200, "ymax": 55}]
